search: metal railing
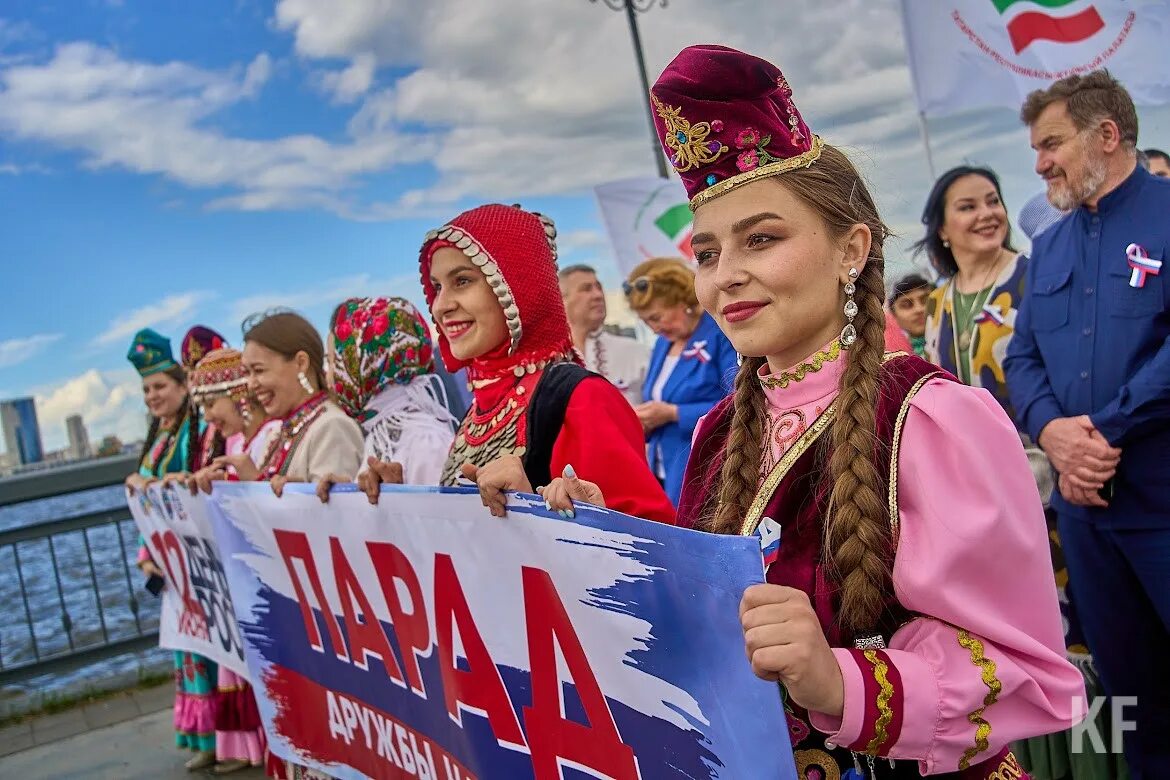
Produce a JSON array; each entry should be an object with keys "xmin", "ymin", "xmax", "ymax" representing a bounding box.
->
[{"xmin": 0, "ymin": 458, "xmax": 161, "ymax": 686}]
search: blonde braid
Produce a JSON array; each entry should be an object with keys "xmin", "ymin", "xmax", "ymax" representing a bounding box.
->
[
  {"xmin": 824, "ymin": 259, "xmax": 893, "ymax": 635},
  {"xmin": 703, "ymin": 356, "xmax": 768, "ymax": 535}
]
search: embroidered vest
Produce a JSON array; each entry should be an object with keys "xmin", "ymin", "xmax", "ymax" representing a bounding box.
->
[{"xmin": 677, "ymin": 353, "xmax": 1027, "ymax": 780}]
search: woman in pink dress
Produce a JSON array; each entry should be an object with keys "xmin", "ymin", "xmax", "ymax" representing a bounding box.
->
[
  {"xmin": 540, "ymin": 45, "xmax": 1085, "ymax": 778},
  {"xmin": 187, "ymin": 347, "xmax": 279, "ymax": 774}
]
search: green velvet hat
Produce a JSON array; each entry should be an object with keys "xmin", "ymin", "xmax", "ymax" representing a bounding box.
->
[{"xmin": 127, "ymin": 328, "xmax": 179, "ymax": 377}]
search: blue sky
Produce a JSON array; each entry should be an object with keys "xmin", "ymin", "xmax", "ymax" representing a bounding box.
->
[{"xmin": 1, "ymin": 0, "xmax": 1168, "ymax": 452}]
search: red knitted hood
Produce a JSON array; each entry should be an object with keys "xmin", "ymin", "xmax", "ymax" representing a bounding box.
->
[{"xmin": 419, "ymin": 204, "xmax": 577, "ymax": 382}]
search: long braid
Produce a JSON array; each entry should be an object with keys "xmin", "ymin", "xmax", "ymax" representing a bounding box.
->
[
  {"xmin": 703, "ymin": 356, "xmax": 768, "ymax": 535},
  {"xmin": 824, "ymin": 249, "xmax": 892, "ymax": 635},
  {"xmin": 185, "ymin": 399, "xmax": 200, "ymax": 473}
]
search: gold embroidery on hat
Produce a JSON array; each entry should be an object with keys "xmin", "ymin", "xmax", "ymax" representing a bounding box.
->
[
  {"xmin": 652, "ymin": 94, "xmax": 728, "ymax": 173},
  {"xmin": 690, "ymin": 135, "xmax": 825, "ymax": 211}
]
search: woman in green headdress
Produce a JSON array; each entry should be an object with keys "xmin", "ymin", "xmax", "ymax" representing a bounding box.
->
[{"xmin": 124, "ymin": 327, "xmax": 219, "ymax": 771}]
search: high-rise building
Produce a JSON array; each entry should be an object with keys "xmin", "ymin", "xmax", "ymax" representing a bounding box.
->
[
  {"xmin": 0, "ymin": 397, "xmax": 44, "ymax": 465},
  {"xmin": 66, "ymin": 414, "xmax": 91, "ymax": 460}
]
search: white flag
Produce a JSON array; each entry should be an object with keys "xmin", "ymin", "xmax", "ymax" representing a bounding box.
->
[
  {"xmin": 900, "ymin": 0, "xmax": 1170, "ymax": 118},
  {"xmin": 594, "ymin": 177, "xmax": 693, "ymax": 278}
]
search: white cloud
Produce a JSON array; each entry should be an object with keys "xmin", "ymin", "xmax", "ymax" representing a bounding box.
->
[
  {"xmin": 227, "ymin": 272, "xmax": 423, "ymax": 325},
  {"xmin": 0, "ymin": 333, "xmax": 63, "ymax": 368},
  {"xmin": 556, "ymin": 228, "xmax": 608, "ymax": 256},
  {"xmin": 93, "ymin": 291, "xmax": 207, "ymax": 346},
  {"xmin": 315, "ymin": 53, "xmax": 377, "ymax": 103},
  {"xmin": 0, "ymin": 43, "xmax": 432, "ymax": 216},
  {"xmin": 32, "ymin": 368, "xmax": 145, "ymax": 451}
]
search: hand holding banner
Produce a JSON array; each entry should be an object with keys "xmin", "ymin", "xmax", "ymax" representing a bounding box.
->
[{"xmin": 204, "ymin": 483, "xmax": 794, "ymax": 780}]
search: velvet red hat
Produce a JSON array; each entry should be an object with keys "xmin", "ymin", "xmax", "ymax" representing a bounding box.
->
[
  {"xmin": 650, "ymin": 45, "xmax": 822, "ymax": 210},
  {"xmin": 180, "ymin": 326, "xmax": 228, "ymax": 370},
  {"xmin": 419, "ymin": 204, "xmax": 576, "ymax": 379}
]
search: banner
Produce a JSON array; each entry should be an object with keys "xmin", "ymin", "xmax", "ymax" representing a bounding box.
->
[
  {"xmin": 205, "ymin": 482, "xmax": 793, "ymax": 780},
  {"xmin": 899, "ymin": 0, "xmax": 1170, "ymax": 117},
  {"xmin": 594, "ymin": 177, "xmax": 694, "ymax": 277},
  {"xmin": 126, "ymin": 484, "xmax": 249, "ymax": 677}
]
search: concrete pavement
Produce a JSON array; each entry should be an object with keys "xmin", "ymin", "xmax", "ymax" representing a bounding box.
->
[{"xmin": 0, "ymin": 683, "xmax": 266, "ymax": 779}]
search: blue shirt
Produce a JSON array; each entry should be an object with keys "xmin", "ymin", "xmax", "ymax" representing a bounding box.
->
[{"xmin": 1005, "ymin": 166, "xmax": 1170, "ymax": 526}]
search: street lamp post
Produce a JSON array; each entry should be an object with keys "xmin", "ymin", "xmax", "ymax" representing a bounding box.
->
[{"xmin": 592, "ymin": 0, "xmax": 669, "ymax": 179}]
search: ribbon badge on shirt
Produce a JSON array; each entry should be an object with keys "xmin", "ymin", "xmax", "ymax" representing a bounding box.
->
[
  {"xmin": 756, "ymin": 516, "xmax": 782, "ymax": 568},
  {"xmin": 681, "ymin": 340, "xmax": 711, "ymax": 363},
  {"xmin": 973, "ymin": 302, "xmax": 1006, "ymax": 326},
  {"xmin": 1126, "ymin": 243, "xmax": 1161, "ymax": 289}
]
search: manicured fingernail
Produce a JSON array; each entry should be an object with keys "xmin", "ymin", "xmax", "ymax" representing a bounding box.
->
[
  {"xmin": 563, "ymin": 463, "xmax": 577, "ymax": 479},
  {"xmin": 544, "ymin": 501, "xmax": 552, "ymax": 511},
  {"xmin": 566, "ymin": 509, "xmax": 576, "ymax": 519},
  {"xmin": 558, "ymin": 510, "xmax": 570, "ymax": 519}
]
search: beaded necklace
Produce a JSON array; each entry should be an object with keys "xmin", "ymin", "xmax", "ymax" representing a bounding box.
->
[{"xmin": 259, "ymin": 392, "xmax": 328, "ymax": 480}]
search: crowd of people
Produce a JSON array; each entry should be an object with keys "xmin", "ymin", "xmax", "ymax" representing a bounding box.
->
[{"xmin": 120, "ymin": 43, "xmax": 1167, "ymax": 780}]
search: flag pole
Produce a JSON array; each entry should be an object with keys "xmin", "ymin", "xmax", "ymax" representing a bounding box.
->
[{"xmin": 918, "ymin": 111, "xmax": 937, "ymax": 181}]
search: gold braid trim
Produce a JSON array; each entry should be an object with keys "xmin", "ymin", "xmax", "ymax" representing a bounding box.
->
[
  {"xmin": 863, "ymin": 649, "xmax": 895, "ymax": 754},
  {"xmin": 760, "ymin": 340, "xmax": 842, "ymax": 390},
  {"xmin": 690, "ymin": 136, "xmax": 825, "ymax": 211},
  {"xmin": 887, "ymin": 368, "xmax": 943, "ymax": 543},
  {"xmin": 957, "ymin": 629, "xmax": 1003, "ymax": 770}
]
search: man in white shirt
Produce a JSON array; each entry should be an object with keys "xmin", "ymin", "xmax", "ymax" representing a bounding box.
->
[{"xmin": 558, "ymin": 264, "xmax": 651, "ymax": 405}]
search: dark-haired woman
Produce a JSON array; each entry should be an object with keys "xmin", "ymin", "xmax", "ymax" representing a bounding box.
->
[
  {"xmin": 239, "ymin": 310, "xmax": 364, "ymax": 492},
  {"xmin": 541, "ymin": 45, "xmax": 1081, "ymax": 778},
  {"xmin": 124, "ymin": 327, "xmax": 219, "ymax": 771},
  {"xmin": 237, "ymin": 311, "xmax": 362, "ymax": 780},
  {"xmin": 916, "ymin": 167, "xmax": 1027, "ymax": 396}
]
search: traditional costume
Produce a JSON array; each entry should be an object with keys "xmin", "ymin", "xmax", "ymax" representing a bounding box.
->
[
  {"xmin": 127, "ymin": 328, "xmax": 218, "ymax": 760},
  {"xmin": 187, "ymin": 347, "xmax": 276, "ymax": 771},
  {"xmin": 655, "ymin": 45, "xmax": 1082, "ymax": 778},
  {"xmin": 419, "ymin": 204, "xmax": 675, "ymax": 524},
  {"xmin": 329, "ymin": 296, "xmax": 457, "ymax": 485},
  {"xmin": 256, "ymin": 351, "xmax": 363, "ymax": 780}
]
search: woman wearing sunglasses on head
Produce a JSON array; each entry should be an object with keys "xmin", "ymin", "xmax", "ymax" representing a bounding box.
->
[{"xmin": 624, "ymin": 258, "xmax": 737, "ymax": 504}]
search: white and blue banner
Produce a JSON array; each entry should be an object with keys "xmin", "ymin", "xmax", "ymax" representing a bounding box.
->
[{"xmin": 201, "ymin": 482, "xmax": 794, "ymax": 780}]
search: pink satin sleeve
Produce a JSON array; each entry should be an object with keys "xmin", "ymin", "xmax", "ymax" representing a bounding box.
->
[{"xmin": 810, "ymin": 379, "xmax": 1084, "ymax": 773}]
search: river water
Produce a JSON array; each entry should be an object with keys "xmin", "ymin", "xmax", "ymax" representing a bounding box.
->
[{"xmin": 0, "ymin": 485, "xmax": 168, "ymax": 703}]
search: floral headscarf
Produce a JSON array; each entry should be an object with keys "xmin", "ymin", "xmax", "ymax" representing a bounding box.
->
[{"xmin": 330, "ymin": 297, "xmax": 436, "ymax": 423}]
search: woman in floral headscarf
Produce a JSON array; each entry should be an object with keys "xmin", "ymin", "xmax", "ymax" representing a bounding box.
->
[{"xmin": 317, "ymin": 296, "xmax": 458, "ymax": 495}]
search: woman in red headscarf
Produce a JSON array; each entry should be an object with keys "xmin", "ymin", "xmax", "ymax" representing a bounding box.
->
[
  {"xmin": 364, "ymin": 203, "xmax": 673, "ymax": 524},
  {"xmin": 540, "ymin": 45, "xmax": 1082, "ymax": 779}
]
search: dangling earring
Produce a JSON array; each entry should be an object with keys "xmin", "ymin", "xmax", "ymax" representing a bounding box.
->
[
  {"xmin": 942, "ymin": 239, "xmax": 951, "ymax": 248},
  {"xmin": 736, "ymin": 352, "xmax": 743, "ymax": 367},
  {"xmin": 841, "ymin": 268, "xmax": 859, "ymax": 348},
  {"xmin": 237, "ymin": 398, "xmax": 252, "ymax": 424},
  {"xmin": 298, "ymin": 371, "xmax": 314, "ymax": 395}
]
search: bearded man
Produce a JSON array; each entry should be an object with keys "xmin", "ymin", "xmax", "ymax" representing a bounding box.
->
[{"xmin": 1006, "ymin": 70, "xmax": 1170, "ymax": 778}]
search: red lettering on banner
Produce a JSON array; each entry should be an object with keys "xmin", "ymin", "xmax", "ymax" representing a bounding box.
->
[
  {"xmin": 330, "ymin": 537, "xmax": 406, "ymax": 683},
  {"xmin": 368, "ymin": 541, "xmax": 432, "ymax": 696},
  {"xmin": 274, "ymin": 529, "xmax": 349, "ymax": 661},
  {"xmin": 150, "ymin": 530, "xmax": 209, "ymax": 640},
  {"xmin": 433, "ymin": 553, "xmax": 526, "ymax": 749},
  {"xmin": 265, "ymin": 665, "xmax": 476, "ymax": 780},
  {"xmin": 521, "ymin": 566, "xmax": 639, "ymax": 780}
]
